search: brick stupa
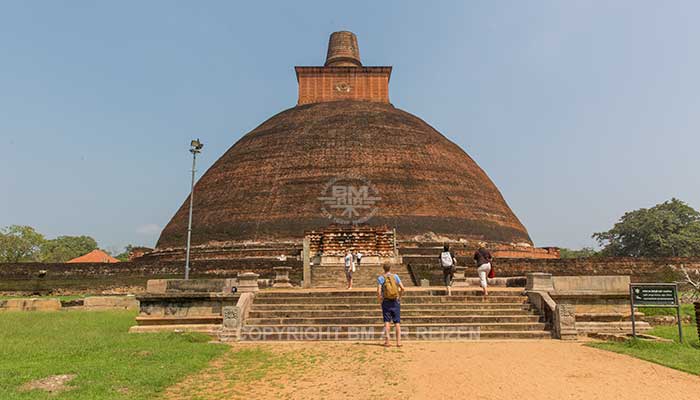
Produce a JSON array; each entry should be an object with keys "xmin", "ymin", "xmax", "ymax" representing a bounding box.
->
[{"xmin": 156, "ymin": 31, "xmax": 533, "ymax": 253}]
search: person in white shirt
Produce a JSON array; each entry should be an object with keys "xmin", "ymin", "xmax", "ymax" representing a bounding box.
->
[
  {"xmin": 355, "ymin": 251, "xmax": 363, "ymax": 269},
  {"xmin": 344, "ymin": 249, "xmax": 355, "ymax": 289}
]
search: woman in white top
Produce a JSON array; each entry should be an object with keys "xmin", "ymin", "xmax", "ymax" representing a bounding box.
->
[{"xmin": 344, "ymin": 249, "xmax": 355, "ymax": 289}]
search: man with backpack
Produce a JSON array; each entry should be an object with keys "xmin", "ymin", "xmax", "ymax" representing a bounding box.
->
[
  {"xmin": 377, "ymin": 264, "xmax": 406, "ymax": 347},
  {"xmin": 439, "ymin": 244, "xmax": 457, "ymax": 296}
]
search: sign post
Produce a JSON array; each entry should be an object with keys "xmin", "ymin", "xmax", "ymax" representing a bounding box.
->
[{"xmin": 629, "ymin": 283, "xmax": 682, "ymax": 343}]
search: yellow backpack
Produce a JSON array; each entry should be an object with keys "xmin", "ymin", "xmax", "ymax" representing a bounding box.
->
[{"xmin": 382, "ymin": 274, "xmax": 399, "ymax": 300}]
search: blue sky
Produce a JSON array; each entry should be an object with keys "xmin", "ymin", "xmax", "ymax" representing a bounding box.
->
[{"xmin": 1, "ymin": 1, "xmax": 698, "ymax": 252}]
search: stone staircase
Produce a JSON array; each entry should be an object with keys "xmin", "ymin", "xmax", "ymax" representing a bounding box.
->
[
  {"xmin": 311, "ymin": 263, "xmax": 413, "ymax": 288},
  {"xmin": 240, "ymin": 288, "xmax": 552, "ymax": 341}
]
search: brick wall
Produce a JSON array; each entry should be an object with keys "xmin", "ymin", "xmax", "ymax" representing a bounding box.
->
[
  {"xmin": 0, "ymin": 259, "xmax": 302, "ymax": 295},
  {"xmin": 408, "ymin": 257, "xmax": 700, "ymax": 286},
  {"xmin": 295, "ymin": 67, "xmax": 391, "ymax": 105},
  {"xmin": 4, "ymin": 257, "xmax": 698, "ymax": 294}
]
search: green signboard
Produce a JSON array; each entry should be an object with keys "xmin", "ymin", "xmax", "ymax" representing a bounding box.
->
[
  {"xmin": 631, "ymin": 285, "xmax": 678, "ymax": 306},
  {"xmin": 629, "ymin": 283, "xmax": 683, "ymax": 343}
]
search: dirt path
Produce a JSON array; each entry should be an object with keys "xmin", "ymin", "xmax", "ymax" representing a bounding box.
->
[{"xmin": 164, "ymin": 341, "xmax": 700, "ymax": 400}]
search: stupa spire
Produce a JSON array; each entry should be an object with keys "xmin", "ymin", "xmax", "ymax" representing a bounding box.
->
[{"xmin": 324, "ymin": 31, "xmax": 362, "ymax": 67}]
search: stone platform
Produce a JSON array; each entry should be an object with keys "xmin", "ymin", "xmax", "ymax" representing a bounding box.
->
[
  {"xmin": 129, "ymin": 275, "xmax": 258, "ymax": 337},
  {"xmin": 129, "ymin": 273, "xmax": 657, "ymax": 341}
]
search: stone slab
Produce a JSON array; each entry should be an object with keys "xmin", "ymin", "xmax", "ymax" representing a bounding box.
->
[
  {"xmin": 551, "ymin": 275, "xmax": 630, "ymax": 294},
  {"xmin": 2, "ymin": 298, "xmax": 62, "ymax": 312},
  {"xmin": 146, "ymin": 278, "xmax": 238, "ymax": 294},
  {"xmin": 83, "ymin": 296, "xmax": 139, "ymax": 311},
  {"xmin": 525, "ymin": 273, "xmax": 553, "ymax": 292}
]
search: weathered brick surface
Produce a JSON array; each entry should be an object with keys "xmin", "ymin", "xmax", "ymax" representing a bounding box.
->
[
  {"xmin": 157, "ymin": 31, "xmax": 533, "ymax": 252},
  {"xmin": 157, "ymin": 101, "xmax": 533, "ymax": 249},
  {"xmin": 2, "ymin": 257, "xmax": 698, "ymax": 294},
  {"xmin": 296, "ymin": 67, "xmax": 391, "ymax": 105},
  {"xmin": 0, "ymin": 259, "xmax": 302, "ymax": 294},
  {"xmin": 408, "ymin": 257, "xmax": 700, "ymax": 286},
  {"xmin": 306, "ymin": 226, "xmax": 395, "ymax": 256}
]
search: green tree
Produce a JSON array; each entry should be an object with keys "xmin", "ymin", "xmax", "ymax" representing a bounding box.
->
[
  {"xmin": 40, "ymin": 235, "xmax": 98, "ymax": 263},
  {"xmin": 593, "ymin": 198, "xmax": 700, "ymax": 257},
  {"xmin": 0, "ymin": 225, "xmax": 45, "ymax": 262},
  {"xmin": 114, "ymin": 244, "xmax": 136, "ymax": 262},
  {"xmin": 559, "ymin": 247, "xmax": 598, "ymax": 259}
]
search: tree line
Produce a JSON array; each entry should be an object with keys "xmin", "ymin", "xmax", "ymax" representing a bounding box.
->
[
  {"xmin": 0, "ymin": 226, "xmax": 136, "ymax": 263},
  {"xmin": 2, "ymin": 198, "xmax": 699, "ymax": 262},
  {"xmin": 560, "ymin": 198, "xmax": 700, "ymax": 258}
]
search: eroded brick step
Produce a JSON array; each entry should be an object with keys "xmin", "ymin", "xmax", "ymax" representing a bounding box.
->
[
  {"xmin": 240, "ymin": 330, "xmax": 552, "ymax": 341},
  {"xmin": 253, "ymin": 296, "xmax": 528, "ymax": 304},
  {"xmin": 135, "ymin": 316, "xmax": 223, "ymax": 326},
  {"xmin": 246, "ymin": 315, "xmax": 542, "ymax": 325},
  {"xmin": 575, "ymin": 313, "xmax": 643, "ymax": 322},
  {"xmin": 248, "ymin": 309, "xmax": 537, "ymax": 318}
]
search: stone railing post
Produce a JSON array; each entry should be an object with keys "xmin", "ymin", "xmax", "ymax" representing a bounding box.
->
[
  {"xmin": 237, "ymin": 272, "xmax": 260, "ymax": 293},
  {"xmin": 526, "ymin": 272, "xmax": 554, "ymax": 292},
  {"xmin": 554, "ymin": 303, "xmax": 577, "ymax": 340},
  {"xmin": 273, "ymin": 266, "xmax": 293, "ymax": 288},
  {"xmin": 303, "ymin": 237, "xmax": 311, "ymax": 288}
]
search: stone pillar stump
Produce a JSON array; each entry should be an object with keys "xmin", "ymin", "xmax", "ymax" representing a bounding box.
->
[
  {"xmin": 452, "ymin": 266, "xmax": 468, "ymax": 287},
  {"xmin": 273, "ymin": 266, "xmax": 293, "ymax": 288},
  {"xmin": 237, "ymin": 272, "xmax": 260, "ymax": 293}
]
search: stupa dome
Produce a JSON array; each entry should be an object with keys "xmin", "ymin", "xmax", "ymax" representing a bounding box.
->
[{"xmin": 156, "ymin": 32, "xmax": 532, "ymax": 249}]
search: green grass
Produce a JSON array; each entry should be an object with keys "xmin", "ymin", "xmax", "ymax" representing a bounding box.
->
[
  {"xmin": 639, "ymin": 304, "xmax": 697, "ymax": 320},
  {"xmin": 589, "ymin": 323, "xmax": 700, "ymax": 375},
  {"xmin": 0, "ymin": 310, "xmax": 228, "ymax": 400}
]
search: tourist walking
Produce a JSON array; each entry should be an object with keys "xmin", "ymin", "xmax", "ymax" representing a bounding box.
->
[
  {"xmin": 377, "ymin": 264, "xmax": 405, "ymax": 347},
  {"xmin": 355, "ymin": 251, "xmax": 363, "ymax": 268},
  {"xmin": 439, "ymin": 245, "xmax": 456, "ymax": 296},
  {"xmin": 473, "ymin": 242, "xmax": 492, "ymax": 296},
  {"xmin": 344, "ymin": 249, "xmax": 355, "ymax": 290}
]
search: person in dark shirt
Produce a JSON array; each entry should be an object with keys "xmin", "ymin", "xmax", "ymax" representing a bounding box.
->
[{"xmin": 473, "ymin": 242, "xmax": 492, "ymax": 296}]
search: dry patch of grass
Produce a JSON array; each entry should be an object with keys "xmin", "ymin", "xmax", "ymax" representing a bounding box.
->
[
  {"xmin": 20, "ymin": 374, "xmax": 76, "ymax": 395},
  {"xmin": 164, "ymin": 343, "xmax": 410, "ymax": 400}
]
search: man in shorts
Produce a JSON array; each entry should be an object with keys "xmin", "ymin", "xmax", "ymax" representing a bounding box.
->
[{"xmin": 377, "ymin": 264, "xmax": 406, "ymax": 347}]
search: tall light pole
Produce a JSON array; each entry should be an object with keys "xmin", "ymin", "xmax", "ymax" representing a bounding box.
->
[{"xmin": 185, "ymin": 139, "xmax": 203, "ymax": 280}]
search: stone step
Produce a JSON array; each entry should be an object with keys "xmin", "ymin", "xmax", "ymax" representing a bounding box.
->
[
  {"xmin": 242, "ymin": 322, "xmax": 548, "ymax": 333},
  {"xmin": 576, "ymin": 321, "xmax": 652, "ymax": 334},
  {"xmin": 135, "ymin": 316, "xmax": 223, "ymax": 326},
  {"xmin": 240, "ymin": 330, "xmax": 552, "ymax": 341},
  {"xmin": 252, "ymin": 296, "xmax": 528, "ymax": 304},
  {"xmin": 250, "ymin": 303, "xmax": 533, "ymax": 311},
  {"xmin": 575, "ymin": 312, "xmax": 644, "ymax": 322},
  {"xmin": 256, "ymin": 289, "xmax": 523, "ymax": 298},
  {"xmin": 248, "ymin": 309, "xmax": 537, "ymax": 318},
  {"xmin": 243, "ymin": 322, "xmax": 548, "ymax": 331},
  {"xmin": 129, "ymin": 324, "xmax": 222, "ymax": 333},
  {"xmin": 246, "ymin": 315, "xmax": 542, "ymax": 325}
]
